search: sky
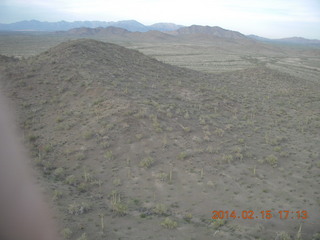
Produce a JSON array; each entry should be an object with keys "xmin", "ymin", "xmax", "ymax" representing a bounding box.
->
[{"xmin": 0, "ymin": 0, "xmax": 320, "ymax": 39}]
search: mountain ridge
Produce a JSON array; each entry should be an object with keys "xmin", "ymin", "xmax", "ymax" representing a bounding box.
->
[
  {"xmin": 1, "ymin": 20, "xmax": 319, "ymax": 44},
  {"xmin": 0, "ymin": 19, "xmax": 182, "ymax": 32},
  {"xmin": 171, "ymin": 25, "xmax": 248, "ymax": 40},
  {"xmin": 60, "ymin": 25, "xmax": 253, "ymax": 43}
]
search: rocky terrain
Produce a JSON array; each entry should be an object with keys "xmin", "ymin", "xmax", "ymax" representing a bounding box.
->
[{"xmin": 0, "ymin": 36, "xmax": 319, "ymax": 240}]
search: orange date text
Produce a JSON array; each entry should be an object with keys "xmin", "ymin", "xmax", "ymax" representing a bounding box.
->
[{"xmin": 211, "ymin": 210, "xmax": 308, "ymax": 220}]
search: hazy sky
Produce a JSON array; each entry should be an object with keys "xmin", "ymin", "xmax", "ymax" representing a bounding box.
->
[{"xmin": 1, "ymin": 0, "xmax": 320, "ymax": 39}]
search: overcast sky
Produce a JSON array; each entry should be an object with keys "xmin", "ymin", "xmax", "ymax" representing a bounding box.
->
[{"xmin": 1, "ymin": 0, "xmax": 319, "ymax": 39}]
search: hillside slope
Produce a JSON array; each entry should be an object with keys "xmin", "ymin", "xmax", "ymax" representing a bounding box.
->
[{"xmin": 1, "ymin": 39, "xmax": 319, "ymax": 240}]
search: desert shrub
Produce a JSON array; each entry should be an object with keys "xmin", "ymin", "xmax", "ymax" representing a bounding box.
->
[
  {"xmin": 52, "ymin": 190, "xmax": 63, "ymax": 201},
  {"xmin": 61, "ymin": 228, "xmax": 73, "ymax": 239},
  {"xmin": 162, "ymin": 135, "xmax": 168, "ymax": 148},
  {"xmin": 183, "ymin": 213, "xmax": 193, "ymax": 223},
  {"xmin": 222, "ymin": 154, "xmax": 233, "ymax": 163},
  {"xmin": 277, "ymin": 231, "xmax": 291, "ymax": 240},
  {"xmin": 233, "ymin": 146, "xmax": 242, "ymax": 153},
  {"xmin": 135, "ymin": 133, "xmax": 143, "ymax": 140},
  {"xmin": 309, "ymin": 152, "xmax": 319, "ymax": 159},
  {"xmin": 112, "ymin": 202, "xmax": 128, "ymax": 216},
  {"xmin": 182, "ymin": 126, "xmax": 191, "ymax": 133},
  {"xmin": 207, "ymin": 180, "xmax": 215, "ymax": 187},
  {"xmin": 68, "ymin": 202, "xmax": 91, "ymax": 215},
  {"xmin": 139, "ymin": 156, "xmax": 154, "ymax": 168},
  {"xmin": 214, "ymin": 128, "xmax": 224, "ymax": 137},
  {"xmin": 110, "ymin": 190, "xmax": 127, "ymax": 216},
  {"xmin": 177, "ymin": 152, "xmax": 187, "ymax": 160},
  {"xmin": 234, "ymin": 152, "xmax": 243, "ymax": 160},
  {"xmin": 211, "ymin": 219, "xmax": 226, "ymax": 229},
  {"xmin": 280, "ymin": 151, "xmax": 289, "ymax": 158},
  {"xmin": 42, "ymin": 161, "xmax": 54, "ymax": 173},
  {"xmin": 77, "ymin": 182, "xmax": 89, "ymax": 192},
  {"xmin": 77, "ymin": 233, "xmax": 87, "ymax": 240},
  {"xmin": 75, "ymin": 152, "xmax": 86, "ymax": 161},
  {"xmin": 100, "ymin": 141, "xmax": 110, "ymax": 149},
  {"xmin": 28, "ymin": 134, "xmax": 38, "ymax": 142},
  {"xmin": 104, "ymin": 150, "xmax": 114, "ymax": 160},
  {"xmin": 53, "ymin": 167, "xmax": 65, "ymax": 180},
  {"xmin": 65, "ymin": 175, "xmax": 77, "ymax": 186},
  {"xmin": 312, "ymin": 233, "xmax": 320, "ymax": 240},
  {"xmin": 43, "ymin": 144, "xmax": 53, "ymax": 153},
  {"xmin": 157, "ymin": 172, "xmax": 168, "ymax": 182},
  {"xmin": 150, "ymin": 114, "xmax": 162, "ymax": 132},
  {"xmin": 153, "ymin": 204, "xmax": 167, "ymax": 215},
  {"xmin": 56, "ymin": 117, "xmax": 64, "ymax": 123},
  {"xmin": 161, "ymin": 217, "xmax": 178, "ymax": 229},
  {"xmin": 274, "ymin": 146, "xmax": 282, "ymax": 152},
  {"xmin": 270, "ymin": 136, "xmax": 287, "ymax": 146},
  {"xmin": 113, "ymin": 178, "xmax": 122, "ymax": 186},
  {"xmin": 206, "ymin": 146, "xmax": 214, "ymax": 153},
  {"xmin": 265, "ymin": 154, "xmax": 278, "ymax": 167},
  {"xmin": 83, "ymin": 131, "xmax": 94, "ymax": 140},
  {"xmin": 83, "ymin": 169, "xmax": 93, "ymax": 183}
]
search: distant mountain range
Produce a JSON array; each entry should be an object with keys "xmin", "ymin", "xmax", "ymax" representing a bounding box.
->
[
  {"xmin": 0, "ymin": 20, "xmax": 319, "ymax": 46},
  {"xmin": 0, "ymin": 19, "xmax": 182, "ymax": 32}
]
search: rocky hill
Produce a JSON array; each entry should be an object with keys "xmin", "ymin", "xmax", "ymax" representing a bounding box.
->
[{"xmin": 1, "ymin": 39, "xmax": 319, "ymax": 240}]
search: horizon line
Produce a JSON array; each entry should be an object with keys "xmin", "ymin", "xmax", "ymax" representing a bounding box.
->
[{"xmin": 1, "ymin": 19, "xmax": 319, "ymax": 41}]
